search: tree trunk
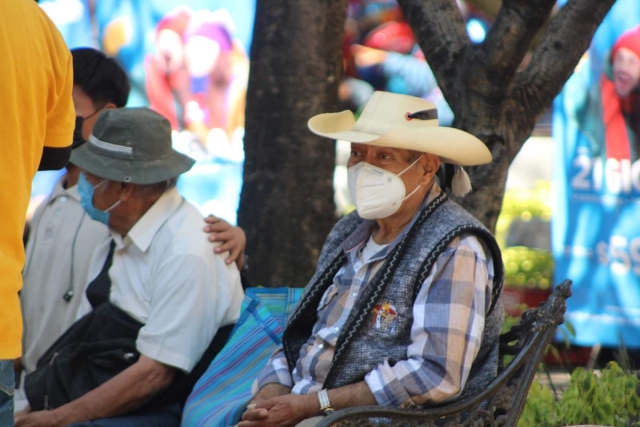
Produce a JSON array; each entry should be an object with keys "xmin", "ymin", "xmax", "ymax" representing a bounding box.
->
[
  {"xmin": 398, "ymin": 0, "xmax": 617, "ymax": 231},
  {"xmin": 240, "ymin": 0, "xmax": 616, "ymax": 287},
  {"xmin": 238, "ymin": 0, "xmax": 347, "ymax": 287}
]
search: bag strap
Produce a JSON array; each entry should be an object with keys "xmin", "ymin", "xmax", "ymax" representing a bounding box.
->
[{"xmin": 86, "ymin": 239, "xmax": 116, "ymax": 309}]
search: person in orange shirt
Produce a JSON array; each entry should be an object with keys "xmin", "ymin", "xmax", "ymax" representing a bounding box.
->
[{"xmin": 0, "ymin": 0, "xmax": 75, "ymax": 424}]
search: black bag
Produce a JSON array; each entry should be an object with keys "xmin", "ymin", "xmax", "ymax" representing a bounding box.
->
[
  {"xmin": 25, "ymin": 303, "xmax": 143, "ymax": 411},
  {"xmin": 25, "ymin": 302, "xmax": 235, "ymax": 411}
]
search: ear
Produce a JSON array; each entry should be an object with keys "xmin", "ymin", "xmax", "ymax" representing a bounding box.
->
[
  {"xmin": 118, "ymin": 183, "xmax": 136, "ymax": 201},
  {"xmin": 103, "ymin": 102, "xmax": 118, "ymax": 111},
  {"xmin": 419, "ymin": 154, "xmax": 440, "ymax": 185}
]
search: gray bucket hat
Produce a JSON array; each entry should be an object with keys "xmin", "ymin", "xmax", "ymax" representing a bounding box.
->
[{"xmin": 70, "ymin": 107, "xmax": 195, "ymax": 184}]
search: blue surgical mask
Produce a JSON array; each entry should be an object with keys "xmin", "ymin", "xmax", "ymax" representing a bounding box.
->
[{"xmin": 78, "ymin": 172, "xmax": 121, "ymax": 226}]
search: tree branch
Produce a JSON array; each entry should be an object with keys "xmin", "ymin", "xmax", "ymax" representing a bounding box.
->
[
  {"xmin": 464, "ymin": 0, "xmax": 500, "ymax": 19},
  {"xmin": 515, "ymin": 0, "xmax": 616, "ymax": 114},
  {"xmin": 396, "ymin": 0, "xmax": 470, "ymax": 99},
  {"xmin": 481, "ymin": 0, "xmax": 556, "ymax": 88}
]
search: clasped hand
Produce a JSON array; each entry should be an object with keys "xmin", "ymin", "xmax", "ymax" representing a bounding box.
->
[{"xmin": 239, "ymin": 393, "xmax": 318, "ymax": 427}]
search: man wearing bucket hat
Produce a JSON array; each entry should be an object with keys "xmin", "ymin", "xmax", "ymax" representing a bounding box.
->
[
  {"xmin": 19, "ymin": 48, "xmax": 246, "ymax": 388},
  {"xmin": 240, "ymin": 92, "xmax": 504, "ymax": 427},
  {"xmin": 17, "ymin": 107, "xmax": 244, "ymax": 427}
]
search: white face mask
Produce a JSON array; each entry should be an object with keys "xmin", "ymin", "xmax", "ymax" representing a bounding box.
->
[{"xmin": 347, "ymin": 155, "xmax": 423, "ymax": 219}]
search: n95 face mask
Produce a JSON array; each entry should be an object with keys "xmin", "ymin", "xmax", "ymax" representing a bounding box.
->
[{"xmin": 347, "ymin": 156, "xmax": 422, "ymax": 219}]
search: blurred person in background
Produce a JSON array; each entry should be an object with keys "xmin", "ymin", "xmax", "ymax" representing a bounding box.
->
[{"xmin": 566, "ymin": 25, "xmax": 640, "ymax": 161}]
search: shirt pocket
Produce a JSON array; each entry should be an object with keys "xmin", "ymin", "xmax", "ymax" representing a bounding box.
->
[{"xmin": 317, "ymin": 284, "xmax": 339, "ymax": 313}]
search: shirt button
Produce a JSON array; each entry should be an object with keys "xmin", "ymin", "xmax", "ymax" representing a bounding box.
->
[
  {"xmin": 334, "ymin": 327, "xmax": 339, "ymax": 332},
  {"xmin": 60, "ymin": 196, "xmax": 67, "ymax": 202},
  {"xmin": 352, "ymin": 292, "xmax": 358, "ymax": 297},
  {"xmin": 318, "ymin": 344, "xmax": 324, "ymax": 349}
]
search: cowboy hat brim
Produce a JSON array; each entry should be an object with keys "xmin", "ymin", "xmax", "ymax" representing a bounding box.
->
[
  {"xmin": 308, "ymin": 111, "xmax": 491, "ymax": 166},
  {"xmin": 308, "ymin": 111, "xmax": 381, "ymax": 143}
]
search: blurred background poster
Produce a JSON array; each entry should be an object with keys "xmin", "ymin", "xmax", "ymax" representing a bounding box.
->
[
  {"xmin": 553, "ymin": 0, "xmax": 640, "ymax": 347},
  {"xmin": 33, "ymin": 0, "xmax": 255, "ymax": 224}
]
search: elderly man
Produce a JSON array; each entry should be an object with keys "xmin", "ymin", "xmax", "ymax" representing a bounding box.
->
[
  {"xmin": 19, "ymin": 47, "xmax": 245, "ymax": 382},
  {"xmin": 17, "ymin": 108, "xmax": 244, "ymax": 427},
  {"xmin": 240, "ymin": 91, "xmax": 504, "ymax": 427}
]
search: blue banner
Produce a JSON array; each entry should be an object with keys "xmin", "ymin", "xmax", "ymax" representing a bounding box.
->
[
  {"xmin": 33, "ymin": 0, "xmax": 255, "ymax": 224},
  {"xmin": 553, "ymin": 0, "xmax": 640, "ymax": 347}
]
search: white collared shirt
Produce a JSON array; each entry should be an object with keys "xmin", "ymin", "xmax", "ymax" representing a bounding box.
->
[
  {"xmin": 78, "ymin": 188, "xmax": 244, "ymax": 373},
  {"xmin": 21, "ymin": 175, "xmax": 110, "ymax": 373}
]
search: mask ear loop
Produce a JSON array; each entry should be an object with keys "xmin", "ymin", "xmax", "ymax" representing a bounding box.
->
[
  {"xmin": 94, "ymin": 179, "xmax": 123, "ymax": 212},
  {"xmin": 105, "ymin": 199, "xmax": 122, "ymax": 213},
  {"xmin": 400, "ymin": 180, "xmax": 423, "ymax": 202},
  {"xmin": 94, "ymin": 179, "xmax": 108, "ymax": 190},
  {"xmin": 397, "ymin": 155, "xmax": 425, "ymax": 202},
  {"xmin": 397, "ymin": 155, "xmax": 424, "ymax": 177}
]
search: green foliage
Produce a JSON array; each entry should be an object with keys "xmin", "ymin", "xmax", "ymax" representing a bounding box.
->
[
  {"xmin": 501, "ymin": 305, "xmax": 527, "ymax": 333},
  {"xmin": 496, "ymin": 181, "xmax": 552, "ymax": 248},
  {"xmin": 503, "ymin": 246, "xmax": 554, "ymax": 289},
  {"xmin": 518, "ymin": 362, "xmax": 640, "ymax": 427},
  {"xmin": 518, "ymin": 381, "xmax": 561, "ymax": 427},
  {"xmin": 497, "ymin": 182, "xmax": 554, "ymax": 290},
  {"xmin": 559, "ymin": 368, "xmax": 615, "ymax": 425},
  {"xmin": 599, "ymin": 362, "xmax": 640, "ymax": 426}
]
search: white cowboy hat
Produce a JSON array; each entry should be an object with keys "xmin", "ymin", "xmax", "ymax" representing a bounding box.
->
[{"xmin": 308, "ymin": 91, "xmax": 491, "ymax": 166}]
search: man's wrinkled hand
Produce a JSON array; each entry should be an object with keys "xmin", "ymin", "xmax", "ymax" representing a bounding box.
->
[
  {"xmin": 15, "ymin": 410, "xmax": 61, "ymax": 427},
  {"xmin": 239, "ymin": 402, "xmax": 270, "ymax": 424},
  {"xmin": 238, "ymin": 394, "xmax": 318, "ymax": 427}
]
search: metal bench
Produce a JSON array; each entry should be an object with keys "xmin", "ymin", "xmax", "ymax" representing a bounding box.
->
[{"xmin": 316, "ymin": 279, "xmax": 572, "ymax": 427}]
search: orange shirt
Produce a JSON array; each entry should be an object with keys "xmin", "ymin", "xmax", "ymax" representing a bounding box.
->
[{"xmin": 0, "ymin": 0, "xmax": 74, "ymax": 358}]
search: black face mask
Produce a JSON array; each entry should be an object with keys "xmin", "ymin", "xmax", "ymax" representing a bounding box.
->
[{"xmin": 72, "ymin": 116, "xmax": 86, "ymax": 149}]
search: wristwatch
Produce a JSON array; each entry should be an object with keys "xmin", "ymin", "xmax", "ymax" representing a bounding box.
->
[{"xmin": 318, "ymin": 389, "xmax": 335, "ymax": 415}]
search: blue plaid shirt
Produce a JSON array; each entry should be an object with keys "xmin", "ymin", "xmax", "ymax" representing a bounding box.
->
[{"xmin": 256, "ymin": 183, "xmax": 495, "ymax": 407}]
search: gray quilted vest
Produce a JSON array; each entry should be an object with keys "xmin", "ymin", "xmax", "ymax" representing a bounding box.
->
[{"xmin": 282, "ymin": 193, "xmax": 505, "ymax": 404}]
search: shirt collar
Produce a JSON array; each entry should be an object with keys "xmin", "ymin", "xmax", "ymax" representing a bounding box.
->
[
  {"xmin": 47, "ymin": 174, "xmax": 80, "ymax": 204},
  {"xmin": 342, "ymin": 180, "xmax": 444, "ymax": 256},
  {"xmin": 66, "ymin": 183, "xmax": 81, "ymax": 201},
  {"xmin": 114, "ymin": 187, "xmax": 184, "ymax": 252}
]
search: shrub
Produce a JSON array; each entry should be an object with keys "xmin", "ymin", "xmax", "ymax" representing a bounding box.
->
[{"xmin": 518, "ymin": 362, "xmax": 640, "ymax": 427}]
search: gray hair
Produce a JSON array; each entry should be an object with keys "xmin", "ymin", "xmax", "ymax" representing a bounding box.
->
[{"xmin": 135, "ymin": 177, "xmax": 178, "ymax": 196}]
